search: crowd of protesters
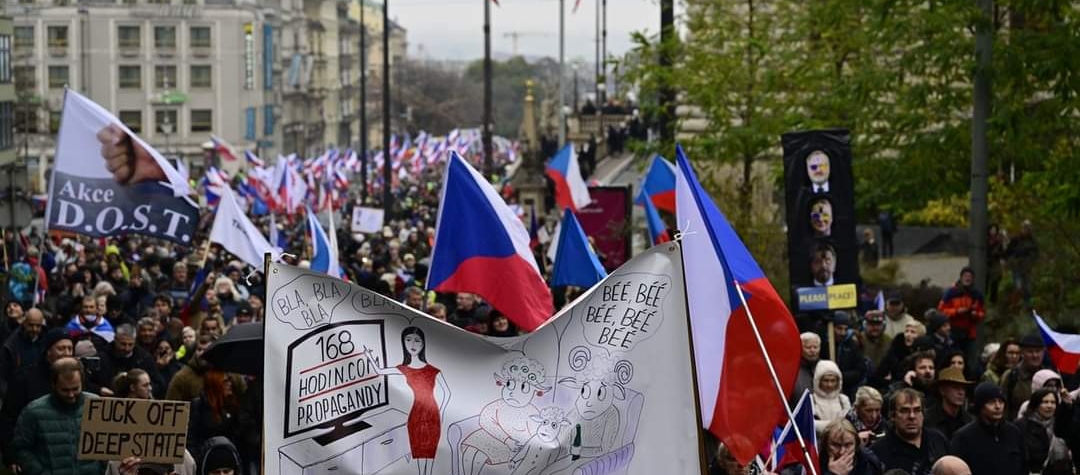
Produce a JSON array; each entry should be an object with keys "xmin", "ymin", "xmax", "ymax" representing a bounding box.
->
[
  {"xmin": 0, "ymin": 141, "xmax": 588, "ymax": 475},
  {"xmin": 711, "ymin": 265, "xmax": 1078, "ymax": 475}
]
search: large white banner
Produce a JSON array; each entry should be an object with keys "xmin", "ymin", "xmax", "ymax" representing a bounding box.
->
[
  {"xmin": 263, "ymin": 244, "xmax": 699, "ymax": 475},
  {"xmin": 46, "ymin": 90, "xmax": 198, "ymax": 244}
]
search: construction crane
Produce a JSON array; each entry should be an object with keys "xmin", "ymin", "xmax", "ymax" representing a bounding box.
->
[{"xmin": 502, "ymin": 31, "xmax": 553, "ymax": 56}]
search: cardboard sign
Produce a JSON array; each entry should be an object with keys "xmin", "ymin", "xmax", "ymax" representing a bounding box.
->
[
  {"xmin": 795, "ymin": 284, "xmax": 858, "ymax": 312},
  {"xmin": 79, "ymin": 398, "xmax": 190, "ymax": 464},
  {"xmin": 350, "ymin": 206, "xmax": 385, "ymax": 234}
]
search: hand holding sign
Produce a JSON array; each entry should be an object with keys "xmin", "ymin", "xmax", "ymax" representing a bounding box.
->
[{"xmin": 98, "ymin": 124, "xmax": 167, "ymax": 185}]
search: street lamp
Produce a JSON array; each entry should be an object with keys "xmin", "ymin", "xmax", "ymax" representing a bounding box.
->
[{"xmin": 572, "ymin": 63, "xmax": 579, "ymax": 114}]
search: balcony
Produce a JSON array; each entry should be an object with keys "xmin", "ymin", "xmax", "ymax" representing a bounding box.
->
[
  {"xmin": 156, "ymin": 46, "xmax": 177, "ymax": 58},
  {"xmin": 119, "ymin": 45, "xmax": 141, "ymax": 58},
  {"xmin": 191, "ymin": 45, "xmax": 211, "ymax": 58},
  {"xmin": 47, "ymin": 43, "xmax": 67, "ymax": 58}
]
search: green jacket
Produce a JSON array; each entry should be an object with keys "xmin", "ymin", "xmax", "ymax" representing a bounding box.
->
[{"xmin": 12, "ymin": 392, "xmax": 105, "ymax": 475}]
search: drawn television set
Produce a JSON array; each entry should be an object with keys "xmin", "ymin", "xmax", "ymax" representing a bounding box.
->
[{"xmin": 283, "ymin": 320, "xmax": 389, "ymax": 445}]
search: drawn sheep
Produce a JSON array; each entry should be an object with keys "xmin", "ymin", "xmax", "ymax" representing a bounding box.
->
[
  {"xmin": 557, "ymin": 346, "xmax": 634, "ymax": 459},
  {"xmin": 508, "ymin": 406, "xmax": 573, "ymax": 475},
  {"xmin": 460, "ymin": 357, "xmax": 551, "ymax": 475}
]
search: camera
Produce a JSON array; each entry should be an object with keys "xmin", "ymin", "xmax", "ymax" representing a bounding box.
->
[{"xmin": 81, "ymin": 356, "xmax": 101, "ymax": 372}]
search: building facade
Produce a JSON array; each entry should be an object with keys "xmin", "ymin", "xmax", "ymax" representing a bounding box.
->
[
  {"xmin": 8, "ymin": 0, "xmax": 275, "ymax": 186},
  {"xmin": 6, "ymin": 0, "xmax": 408, "ymax": 196}
]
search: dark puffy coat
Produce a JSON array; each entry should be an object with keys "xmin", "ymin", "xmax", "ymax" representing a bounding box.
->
[
  {"xmin": 0, "ymin": 361, "xmax": 54, "ymax": 460},
  {"xmin": 0, "ymin": 329, "xmax": 45, "ymax": 395},
  {"xmin": 11, "ymin": 392, "xmax": 105, "ymax": 475},
  {"xmin": 949, "ymin": 419, "xmax": 1026, "ymax": 475},
  {"xmin": 100, "ymin": 344, "xmax": 165, "ymax": 397}
]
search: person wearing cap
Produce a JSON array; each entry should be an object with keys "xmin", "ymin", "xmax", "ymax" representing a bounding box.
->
[
  {"xmin": 859, "ymin": 310, "xmax": 892, "ymax": 371},
  {"xmin": 827, "ymin": 311, "xmax": 868, "ymax": 399},
  {"xmin": 882, "ymin": 291, "xmax": 917, "ymax": 341},
  {"xmin": 869, "ymin": 388, "xmax": 949, "ymax": 475},
  {"xmin": 230, "ymin": 303, "xmax": 255, "ymax": 326},
  {"xmin": 1001, "ymin": 332, "xmax": 1051, "ymax": 420},
  {"xmin": 10, "ymin": 357, "xmax": 104, "ymax": 475},
  {"xmin": 924, "ymin": 367, "xmax": 973, "ymax": 439},
  {"xmin": 936, "ymin": 267, "xmax": 985, "ymax": 360},
  {"xmin": 949, "ymin": 382, "xmax": 1026, "ymax": 475}
]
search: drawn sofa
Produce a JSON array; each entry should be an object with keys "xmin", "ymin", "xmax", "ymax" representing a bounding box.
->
[{"xmin": 447, "ymin": 387, "xmax": 643, "ymax": 475}]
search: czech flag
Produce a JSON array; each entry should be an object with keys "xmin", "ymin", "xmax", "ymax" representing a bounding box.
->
[
  {"xmin": 637, "ymin": 154, "xmax": 677, "ymax": 213},
  {"xmin": 245, "ymin": 150, "xmax": 265, "ymax": 168},
  {"xmin": 1035, "ymin": 313, "xmax": 1080, "ymax": 374},
  {"xmin": 550, "ymin": 208, "xmax": 607, "ymax": 288},
  {"xmin": 307, "ymin": 206, "xmax": 341, "ymax": 278},
  {"xmin": 428, "ymin": 151, "xmax": 554, "ymax": 331},
  {"xmin": 545, "ymin": 144, "xmax": 592, "ymax": 212},
  {"xmin": 210, "ymin": 135, "xmax": 239, "ymax": 162},
  {"xmin": 676, "ymin": 144, "xmax": 801, "ymax": 464},
  {"xmin": 639, "ymin": 188, "xmax": 671, "ymax": 245},
  {"xmin": 775, "ymin": 390, "xmax": 820, "ymax": 472}
]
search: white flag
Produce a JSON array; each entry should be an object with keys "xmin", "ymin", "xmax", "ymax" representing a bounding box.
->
[{"xmin": 210, "ymin": 187, "xmax": 277, "ymax": 269}]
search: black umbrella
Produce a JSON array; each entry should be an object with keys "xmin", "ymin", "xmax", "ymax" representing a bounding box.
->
[{"xmin": 202, "ymin": 322, "xmax": 263, "ymax": 376}]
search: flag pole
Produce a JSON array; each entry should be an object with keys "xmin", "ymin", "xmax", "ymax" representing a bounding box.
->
[
  {"xmin": 673, "ymin": 239, "xmax": 712, "ymax": 475},
  {"xmin": 732, "ymin": 281, "xmax": 820, "ymax": 475}
]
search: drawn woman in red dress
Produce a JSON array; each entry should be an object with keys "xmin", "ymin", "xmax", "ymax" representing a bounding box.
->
[{"xmin": 370, "ymin": 326, "xmax": 450, "ymax": 475}]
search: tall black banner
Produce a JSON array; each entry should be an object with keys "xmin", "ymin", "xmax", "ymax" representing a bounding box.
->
[{"xmin": 782, "ymin": 129, "xmax": 859, "ymax": 296}]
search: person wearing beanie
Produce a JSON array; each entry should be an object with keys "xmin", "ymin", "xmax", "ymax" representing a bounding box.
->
[
  {"xmin": 1001, "ymin": 332, "xmax": 1050, "ymax": 420},
  {"xmin": 949, "ymin": 382, "xmax": 1026, "ymax": 475},
  {"xmin": 870, "ymin": 388, "xmax": 949, "ymax": 475},
  {"xmin": 936, "ymin": 267, "xmax": 985, "ymax": 361},
  {"xmin": 1013, "ymin": 368, "xmax": 1063, "ymax": 420},
  {"xmin": 0, "ymin": 327, "xmax": 75, "ymax": 457},
  {"xmin": 923, "ymin": 311, "xmax": 956, "ymax": 371},
  {"xmin": 826, "ymin": 311, "xmax": 868, "ymax": 399}
]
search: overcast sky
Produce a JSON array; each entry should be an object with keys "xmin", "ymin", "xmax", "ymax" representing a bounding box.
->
[{"xmin": 390, "ymin": 0, "xmax": 662, "ymax": 62}]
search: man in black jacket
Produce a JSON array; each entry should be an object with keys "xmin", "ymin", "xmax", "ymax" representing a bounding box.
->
[
  {"xmin": 949, "ymin": 382, "xmax": 1026, "ymax": 475},
  {"xmin": 924, "ymin": 367, "xmax": 973, "ymax": 439},
  {"xmin": 0, "ymin": 328, "xmax": 73, "ymax": 463},
  {"xmin": 870, "ymin": 388, "xmax": 949, "ymax": 475},
  {"xmin": 100, "ymin": 324, "xmax": 164, "ymax": 395},
  {"xmin": 0, "ymin": 308, "xmax": 46, "ymax": 396}
]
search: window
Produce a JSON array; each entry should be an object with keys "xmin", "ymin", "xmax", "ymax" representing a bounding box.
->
[
  {"xmin": 118, "ymin": 65, "xmax": 141, "ymax": 89},
  {"xmin": 47, "ymin": 65, "xmax": 68, "ymax": 89},
  {"xmin": 155, "ymin": 109, "xmax": 177, "ymax": 135},
  {"xmin": 244, "ymin": 107, "xmax": 255, "ymax": 140},
  {"xmin": 14, "ymin": 66, "xmax": 35, "ymax": 89},
  {"xmin": 0, "ymin": 102, "xmax": 13, "ymax": 151},
  {"xmin": 14, "ymin": 26, "xmax": 33, "ymax": 49},
  {"xmin": 190, "ymin": 109, "xmax": 212, "ymax": 132},
  {"xmin": 47, "ymin": 25, "xmax": 68, "ymax": 48},
  {"xmin": 49, "ymin": 109, "xmax": 60, "ymax": 134},
  {"xmin": 190, "ymin": 65, "xmax": 211, "ymax": 88},
  {"xmin": 119, "ymin": 110, "xmax": 142, "ymax": 135},
  {"xmin": 155, "ymin": 65, "xmax": 176, "ymax": 89},
  {"xmin": 0, "ymin": 36, "xmax": 10, "ymax": 84},
  {"xmin": 118, "ymin": 26, "xmax": 140, "ymax": 49},
  {"xmin": 154, "ymin": 26, "xmax": 176, "ymax": 50},
  {"xmin": 263, "ymin": 104, "xmax": 274, "ymax": 136},
  {"xmin": 15, "ymin": 103, "xmax": 36, "ymax": 133},
  {"xmin": 190, "ymin": 26, "xmax": 211, "ymax": 48}
]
